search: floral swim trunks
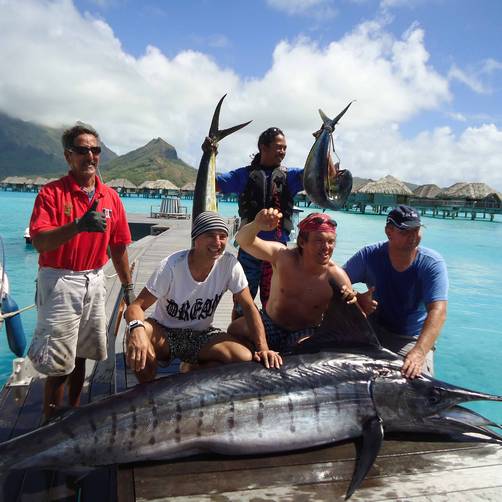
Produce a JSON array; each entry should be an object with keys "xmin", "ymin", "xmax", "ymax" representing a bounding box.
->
[{"xmin": 156, "ymin": 323, "xmax": 224, "ymax": 364}]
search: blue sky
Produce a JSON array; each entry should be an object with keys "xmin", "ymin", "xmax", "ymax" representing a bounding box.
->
[{"xmin": 1, "ymin": 0, "xmax": 501, "ymax": 189}]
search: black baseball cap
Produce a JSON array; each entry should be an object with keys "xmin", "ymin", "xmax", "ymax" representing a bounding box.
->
[{"xmin": 386, "ymin": 205, "xmax": 422, "ymax": 230}]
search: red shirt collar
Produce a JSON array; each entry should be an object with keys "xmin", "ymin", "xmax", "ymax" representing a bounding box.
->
[{"xmin": 66, "ymin": 171, "xmax": 103, "ymax": 195}]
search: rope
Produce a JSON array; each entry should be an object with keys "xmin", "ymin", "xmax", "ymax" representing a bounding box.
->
[{"xmin": 0, "ymin": 303, "xmax": 36, "ymax": 320}]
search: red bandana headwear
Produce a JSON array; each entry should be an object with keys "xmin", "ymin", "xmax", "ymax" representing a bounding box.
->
[{"xmin": 298, "ymin": 213, "xmax": 337, "ymax": 234}]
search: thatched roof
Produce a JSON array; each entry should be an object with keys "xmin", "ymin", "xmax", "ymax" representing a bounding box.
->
[
  {"xmin": 1, "ymin": 176, "xmax": 32, "ymax": 184},
  {"xmin": 356, "ymin": 175, "xmax": 413, "ymax": 195},
  {"xmin": 32, "ymin": 177, "xmax": 50, "ymax": 186},
  {"xmin": 180, "ymin": 182, "xmax": 196, "ymax": 191},
  {"xmin": 138, "ymin": 180, "xmax": 156, "ymax": 189},
  {"xmin": 107, "ymin": 178, "xmax": 137, "ymax": 189},
  {"xmin": 352, "ymin": 177, "xmax": 373, "ymax": 192},
  {"xmin": 483, "ymin": 192, "xmax": 502, "ymax": 202},
  {"xmin": 413, "ymin": 184, "xmax": 442, "ymax": 199},
  {"xmin": 152, "ymin": 179, "xmax": 178, "ymax": 190},
  {"xmin": 138, "ymin": 179, "xmax": 178, "ymax": 190},
  {"xmin": 441, "ymin": 182, "xmax": 497, "ymax": 200}
]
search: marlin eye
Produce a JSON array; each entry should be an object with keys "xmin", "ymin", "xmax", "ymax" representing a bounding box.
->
[{"xmin": 429, "ymin": 389, "xmax": 441, "ymax": 404}]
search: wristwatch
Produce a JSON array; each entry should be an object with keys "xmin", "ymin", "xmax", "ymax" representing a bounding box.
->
[{"xmin": 128, "ymin": 320, "xmax": 145, "ymax": 332}]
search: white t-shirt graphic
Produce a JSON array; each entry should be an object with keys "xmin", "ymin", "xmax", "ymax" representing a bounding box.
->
[{"xmin": 147, "ymin": 250, "xmax": 247, "ymax": 331}]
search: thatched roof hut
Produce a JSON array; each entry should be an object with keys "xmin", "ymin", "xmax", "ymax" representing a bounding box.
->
[
  {"xmin": 138, "ymin": 181, "xmax": 156, "ymax": 190},
  {"xmin": 1, "ymin": 176, "xmax": 32, "ymax": 185},
  {"xmin": 139, "ymin": 179, "xmax": 178, "ymax": 190},
  {"xmin": 413, "ymin": 184, "xmax": 442, "ymax": 199},
  {"xmin": 152, "ymin": 179, "xmax": 179, "ymax": 190},
  {"xmin": 32, "ymin": 176, "xmax": 48, "ymax": 185},
  {"xmin": 356, "ymin": 175, "xmax": 413, "ymax": 195},
  {"xmin": 481, "ymin": 192, "xmax": 502, "ymax": 208},
  {"xmin": 352, "ymin": 178, "xmax": 373, "ymax": 192},
  {"xmin": 180, "ymin": 182, "xmax": 196, "ymax": 192},
  {"xmin": 441, "ymin": 182, "xmax": 497, "ymax": 200},
  {"xmin": 107, "ymin": 178, "xmax": 137, "ymax": 189}
]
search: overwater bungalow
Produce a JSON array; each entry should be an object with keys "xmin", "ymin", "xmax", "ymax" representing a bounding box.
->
[
  {"xmin": 107, "ymin": 178, "xmax": 137, "ymax": 196},
  {"xmin": 0, "ymin": 176, "xmax": 33, "ymax": 191},
  {"xmin": 480, "ymin": 192, "xmax": 502, "ymax": 209},
  {"xmin": 180, "ymin": 181, "xmax": 196, "ymax": 199},
  {"xmin": 413, "ymin": 183, "xmax": 442, "ymax": 199},
  {"xmin": 347, "ymin": 175, "xmax": 412, "ymax": 213},
  {"xmin": 138, "ymin": 179, "xmax": 179, "ymax": 198},
  {"xmin": 440, "ymin": 182, "xmax": 497, "ymax": 201}
]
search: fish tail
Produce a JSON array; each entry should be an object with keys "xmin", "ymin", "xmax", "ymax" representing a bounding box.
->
[{"xmin": 208, "ymin": 94, "xmax": 252, "ymax": 143}]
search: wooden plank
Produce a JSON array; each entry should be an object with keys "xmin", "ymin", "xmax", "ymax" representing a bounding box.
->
[
  {"xmin": 133, "ymin": 443, "xmax": 502, "ymax": 501},
  {"xmin": 0, "ymin": 386, "xmax": 28, "ymax": 443}
]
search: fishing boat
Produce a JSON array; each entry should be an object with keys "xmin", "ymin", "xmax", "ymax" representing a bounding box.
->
[{"xmin": 0, "ymin": 216, "xmax": 500, "ymax": 501}]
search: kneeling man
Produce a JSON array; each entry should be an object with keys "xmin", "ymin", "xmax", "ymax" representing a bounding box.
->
[
  {"xmin": 229, "ymin": 209, "xmax": 356, "ymax": 354},
  {"xmin": 125, "ymin": 211, "xmax": 281, "ymax": 382}
]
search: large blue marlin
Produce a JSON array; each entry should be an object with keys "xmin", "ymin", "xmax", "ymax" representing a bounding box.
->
[
  {"xmin": 0, "ymin": 286, "xmax": 501, "ymax": 499},
  {"xmin": 192, "ymin": 95, "xmax": 251, "ymax": 222},
  {"xmin": 303, "ymin": 102, "xmax": 354, "ymax": 210}
]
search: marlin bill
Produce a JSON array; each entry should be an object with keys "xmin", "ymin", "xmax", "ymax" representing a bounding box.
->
[
  {"xmin": 192, "ymin": 94, "xmax": 251, "ymax": 222},
  {"xmin": 303, "ymin": 101, "xmax": 354, "ymax": 210},
  {"xmin": 0, "ymin": 287, "xmax": 501, "ymax": 499}
]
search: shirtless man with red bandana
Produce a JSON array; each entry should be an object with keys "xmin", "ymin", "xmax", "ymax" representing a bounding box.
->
[{"xmin": 228, "ymin": 208, "xmax": 356, "ymax": 354}]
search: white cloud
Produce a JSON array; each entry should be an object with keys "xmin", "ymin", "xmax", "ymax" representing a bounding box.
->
[
  {"xmin": 266, "ymin": 0, "xmax": 337, "ymax": 19},
  {"xmin": 482, "ymin": 58, "xmax": 502, "ymax": 74},
  {"xmin": 448, "ymin": 65, "xmax": 489, "ymax": 94},
  {"xmin": 447, "ymin": 112, "xmax": 467, "ymax": 122},
  {"xmin": 1, "ymin": 0, "xmax": 501, "ymax": 191},
  {"xmin": 380, "ymin": 0, "xmax": 426, "ymax": 10},
  {"xmin": 342, "ymin": 124, "xmax": 502, "ymax": 190}
]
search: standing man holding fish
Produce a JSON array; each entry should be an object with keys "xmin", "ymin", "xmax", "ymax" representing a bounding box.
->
[
  {"xmin": 216, "ymin": 128, "xmax": 342, "ymax": 313},
  {"xmin": 343, "ymin": 205, "xmax": 448, "ymax": 379},
  {"xmin": 28, "ymin": 123, "xmax": 133, "ymax": 419},
  {"xmin": 125, "ymin": 211, "xmax": 281, "ymax": 381},
  {"xmin": 228, "ymin": 209, "xmax": 356, "ymax": 353}
]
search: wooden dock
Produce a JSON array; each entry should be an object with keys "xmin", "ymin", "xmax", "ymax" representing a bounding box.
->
[{"xmin": 0, "ymin": 220, "xmax": 501, "ymax": 501}]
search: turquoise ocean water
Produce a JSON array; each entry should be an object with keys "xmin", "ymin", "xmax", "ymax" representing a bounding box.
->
[{"xmin": 1, "ymin": 191, "xmax": 501, "ymax": 423}]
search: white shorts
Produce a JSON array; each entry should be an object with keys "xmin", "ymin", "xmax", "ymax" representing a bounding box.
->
[{"xmin": 28, "ymin": 267, "xmax": 107, "ymax": 376}]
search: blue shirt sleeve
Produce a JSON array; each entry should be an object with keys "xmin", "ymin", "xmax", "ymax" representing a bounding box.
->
[
  {"xmin": 422, "ymin": 256, "xmax": 449, "ymax": 304},
  {"xmin": 216, "ymin": 167, "xmax": 249, "ymax": 194},
  {"xmin": 343, "ymin": 248, "xmax": 369, "ymax": 285},
  {"xmin": 287, "ymin": 168, "xmax": 304, "ymax": 195}
]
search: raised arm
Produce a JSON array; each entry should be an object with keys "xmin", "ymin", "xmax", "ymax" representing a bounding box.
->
[{"xmin": 235, "ymin": 208, "xmax": 286, "ymax": 264}]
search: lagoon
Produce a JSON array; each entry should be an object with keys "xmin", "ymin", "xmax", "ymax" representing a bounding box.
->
[{"xmin": 1, "ymin": 190, "xmax": 501, "ymax": 422}]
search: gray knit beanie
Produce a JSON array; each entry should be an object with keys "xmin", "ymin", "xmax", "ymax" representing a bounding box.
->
[{"xmin": 191, "ymin": 211, "xmax": 229, "ymax": 241}]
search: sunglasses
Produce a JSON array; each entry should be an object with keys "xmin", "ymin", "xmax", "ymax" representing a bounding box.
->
[
  {"xmin": 68, "ymin": 145, "xmax": 102, "ymax": 155},
  {"xmin": 310, "ymin": 216, "xmax": 338, "ymax": 227}
]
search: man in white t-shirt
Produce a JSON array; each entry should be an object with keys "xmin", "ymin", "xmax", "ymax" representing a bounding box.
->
[{"xmin": 125, "ymin": 211, "xmax": 282, "ymax": 382}]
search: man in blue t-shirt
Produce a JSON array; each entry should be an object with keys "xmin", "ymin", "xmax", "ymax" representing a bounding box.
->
[
  {"xmin": 216, "ymin": 127, "xmax": 304, "ymax": 311},
  {"xmin": 343, "ymin": 205, "xmax": 448, "ymax": 379}
]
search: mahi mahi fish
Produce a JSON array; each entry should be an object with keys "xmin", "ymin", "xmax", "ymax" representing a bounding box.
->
[
  {"xmin": 303, "ymin": 102, "xmax": 354, "ymax": 210},
  {"xmin": 0, "ymin": 287, "xmax": 501, "ymax": 499},
  {"xmin": 192, "ymin": 94, "xmax": 251, "ymax": 222}
]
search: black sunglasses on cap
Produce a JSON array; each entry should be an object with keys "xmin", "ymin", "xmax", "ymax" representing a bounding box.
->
[{"xmin": 68, "ymin": 145, "xmax": 102, "ymax": 155}]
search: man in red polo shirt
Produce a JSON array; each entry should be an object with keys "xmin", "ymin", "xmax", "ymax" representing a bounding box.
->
[{"xmin": 28, "ymin": 123, "xmax": 133, "ymax": 419}]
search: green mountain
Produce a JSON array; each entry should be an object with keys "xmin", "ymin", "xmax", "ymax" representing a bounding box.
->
[
  {"xmin": 0, "ymin": 112, "xmax": 117, "ymax": 178},
  {"xmin": 101, "ymin": 138, "xmax": 197, "ymax": 187}
]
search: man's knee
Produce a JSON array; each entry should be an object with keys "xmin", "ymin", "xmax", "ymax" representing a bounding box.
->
[{"xmin": 198, "ymin": 338, "xmax": 253, "ymax": 364}]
